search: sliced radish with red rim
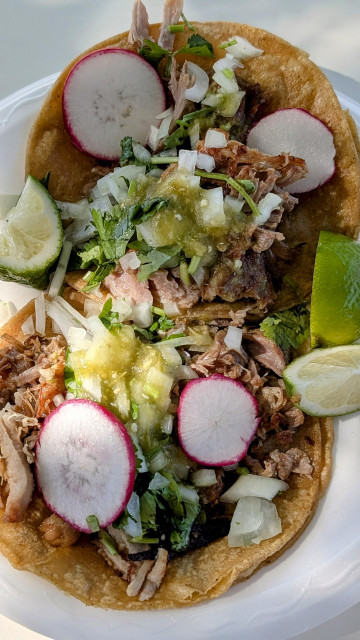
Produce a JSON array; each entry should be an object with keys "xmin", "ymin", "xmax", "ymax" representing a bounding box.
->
[
  {"xmin": 246, "ymin": 108, "xmax": 336, "ymax": 193},
  {"xmin": 177, "ymin": 374, "xmax": 259, "ymax": 466},
  {"xmin": 62, "ymin": 48, "xmax": 166, "ymax": 160},
  {"xmin": 35, "ymin": 399, "xmax": 136, "ymax": 532}
]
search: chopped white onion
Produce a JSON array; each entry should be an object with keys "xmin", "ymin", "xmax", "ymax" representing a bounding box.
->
[
  {"xmin": 197, "ymin": 187, "xmax": 225, "ymax": 228},
  {"xmin": 191, "ymin": 469, "xmax": 217, "ymax": 487},
  {"xmin": 136, "ymin": 221, "xmax": 160, "ymax": 247},
  {"xmin": 132, "ymin": 142, "xmax": 151, "ymax": 163},
  {"xmin": 147, "ymin": 168, "xmax": 163, "ymax": 178},
  {"xmin": 162, "ymin": 301, "xmax": 180, "ymax": 317},
  {"xmin": 204, "ymin": 129, "xmax": 227, "ymax": 149},
  {"xmin": 178, "ymin": 149, "xmax": 198, "ymax": 174},
  {"xmin": 213, "ymin": 70, "xmax": 239, "ymax": 94},
  {"xmin": 106, "ymin": 175, "xmax": 126, "ymax": 203},
  {"xmin": 256, "ymin": 193, "xmax": 283, "ymax": 226},
  {"xmin": 157, "ymin": 114, "xmax": 173, "ymax": 139},
  {"xmin": 178, "ymin": 484, "xmax": 199, "ymax": 504},
  {"xmin": 55, "ymin": 295, "xmax": 89, "ymax": 331},
  {"xmin": 223, "ymin": 36, "xmax": 263, "ymax": 61},
  {"xmin": 189, "ymin": 122, "xmax": 200, "ymax": 150},
  {"xmin": 224, "ymin": 326, "xmax": 243, "ymax": 353},
  {"xmin": 148, "ymin": 125, "xmax": 161, "ymax": 151},
  {"xmin": 196, "ymin": 152, "xmax": 216, "ymax": 172},
  {"xmin": 201, "ymin": 92, "xmax": 223, "ymax": 108},
  {"xmin": 35, "ymin": 292, "xmax": 46, "ymax": 335},
  {"xmin": 67, "ymin": 326, "xmax": 91, "ymax": 352},
  {"xmin": 184, "ymin": 62, "xmax": 210, "ymax": 103},
  {"xmin": 0, "ymin": 300, "xmax": 17, "ymax": 328},
  {"xmin": 160, "ymin": 414, "xmax": 174, "ymax": 435},
  {"xmin": 221, "ymin": 474, "xmax": 289, "ymax": 503},
  {"xmin": 157, "ymin": 147, "xmax": 178, "ymax": 157},
  {"xmin": 156, "ymin": 106, "xmax": 174, "ymax": 120},
  {"xmin": 213, "ymin": 53, "xmax": 242, "ymax": 72},
  {"xmin": 186, "ymin": 175, "xmax": 201, "ymax": 188},
  {"xmin": 113, "ymin": 164, "xmax": 147, "ymax": 180},
  {"xmin": 131, "ymin": 301, "xmax": 153, "ymax": 328},
  {"xmin": 21, "ymin": 315, "xmax": 35, "ymax": 335},
  {"xmin": 52, "ymin": 393, "xmax": 65, "ymax": 407},
  {"xmin": 228, "ymin": 496, "xmax": 281, "ymax": 547},
  {"xmin": 156, "ymin": 335, "xmax": 202, "ymax": 349},
  {"xmin": 158, "ymin": 344, "xmax": 182, "ymax": 367},
  {"xmin": 191, "ymin": 264, "xmax": 206, "ymax": 286},
  {"xmin": 111, "ymin": 298, "xmax": 133, "ymax": 322},
  {"xmin": 82, "ymin": 314, "xmax": 106, "ymax": 337},
  {"xmin": 46, "ymin": 300, "xmax": 82, "ymax": 338},
  {"xmin": 83, "ymin": 298, "xmax": 103, "ymax": 318},
  {"xmin": 148, "ymin": 449, "xmax": 167, "ymax": 474},
  {"xmin": 173, "ymin": 365, "xmax": 198, "ymax": 382},
  {"xmin": 90, "ymin": 195, "xmax": 112, "ymax": 215},
  {"xmin": 48, "ymin": 240, "xmax": 72, "ymax": 299},
  {"xmin": 224, "ymin": 195, "xmax": 245, "ymax": 215},
  {"xmin": 119, "ymin": 250, "xmax": 141, "ymax": 271},
  {"xmin": 56, "ymin": 198, "xmax": 90, "ymax": 220}
]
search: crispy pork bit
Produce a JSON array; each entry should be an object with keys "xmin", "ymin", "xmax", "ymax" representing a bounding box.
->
[
  {"xmin": 127, "ymin": 560, "xmax": 154, "ymax": 597},
  {"xmin": 139, "ymin": 548, "xmax": 169, "ymax": 601},
  {"xmin": 40, "ymin": 513, "xmax": 80, "ymax": 547},
  {"xmin": 243, "ymin": 329, "xmax": 286, "ymax": 376},
  {"xmin": 128, "ymin": 0, "xmax": 149, "ymax": 45},
  {"xmin": 158, "ymin": 0, "xmax": 183, "ymax": 50},
  {"xmin": 0, "ymin": 412, "xmax": 34, "ymax": 522}
]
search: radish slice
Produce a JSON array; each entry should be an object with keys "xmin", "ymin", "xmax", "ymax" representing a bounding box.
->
[
  {"xmin": 63, "ymin": 48, "xmax": 166, "ymax": 161},
  {"xmin": 246, "ymin": 108, "xmax": 335, "ymax": 194},
  {"xmin": 35, "ymin": 399, "xmax": 136, "ymax": 532},
  {"xmin": 177, "ymin": 374, "xmax": 259, "ymax": 466}
]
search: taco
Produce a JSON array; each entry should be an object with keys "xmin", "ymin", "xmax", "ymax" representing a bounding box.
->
[{"xmin": 0, "ymin": 0, "xmax": 358, "ymax": 611}]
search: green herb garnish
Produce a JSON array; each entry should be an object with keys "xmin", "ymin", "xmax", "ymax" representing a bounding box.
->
[{"xmin": 260, "ymin": 303, "xmax": 310, "ymax": 351}]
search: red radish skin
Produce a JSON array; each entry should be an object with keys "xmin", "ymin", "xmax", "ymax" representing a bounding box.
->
[
  {"xmin": 35, "ymin": 399, "xmax": 136, "ymax": 533},
  {"xmin": 62, "ymin": 48, "xmax": 166, "ymax": 161},
  {"xmin": 177, "ymin": 374, "xmax": 260, "ymax": 467},
  {"xmin": 246, "ymin": 108, "xmax": 336, "ymax": 194}
]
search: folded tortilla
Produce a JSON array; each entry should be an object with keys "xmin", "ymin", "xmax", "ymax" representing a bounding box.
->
[{"xmin": 0, "ymin": 20, "xmax": 356, "ymax": 608}]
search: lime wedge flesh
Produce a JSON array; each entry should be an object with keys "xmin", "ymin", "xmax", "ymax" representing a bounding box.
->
[
  {"xmin": 283, "ymin": 345, "xmax": 360, "ymax": 416},
  {"xmin": 311, "ymin": 231, "xmax": 360, "ymax": 347},
  {"xmin": 0, "ymin": 176, "xmax": 63, "ymax": 289}
]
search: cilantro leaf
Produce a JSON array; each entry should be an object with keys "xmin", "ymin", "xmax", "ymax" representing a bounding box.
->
[
  {"xmin": 139, "ymin": 39, "xmax": 171, "ymax": 67},
  {"xmin": 137, "ymin": 244, "xmax": 181, "ymax": 281},
  {"xmin": 98, "ymin": 298, "xmax": 122, "ymax": 331},
  {"xmin": 260, "ymin": 303, "xmax": 310, "ymax": 351},
  {"xmin": 120, "ymin": 136, "xmax": 135, "ymax": 165},
  {"xmin": 175, "ymin": 33, "xmax": 214, "ymax": 58},
  {"xmin": 170, "ymin": 501, "xmax": 200, "ymax": 552},
  {"xmin": 164, "ymin": 107, "xmax": 213, "ymax": 149}
]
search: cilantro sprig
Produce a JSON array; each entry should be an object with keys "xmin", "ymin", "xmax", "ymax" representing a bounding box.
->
[{"xmin": 260, "ymin": 303, "xmax": 310, "ymax": 351}]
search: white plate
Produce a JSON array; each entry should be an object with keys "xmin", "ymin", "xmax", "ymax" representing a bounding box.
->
[{"xmin": 0, "ymin": 76, "xmax": 360, "ymax": 640}]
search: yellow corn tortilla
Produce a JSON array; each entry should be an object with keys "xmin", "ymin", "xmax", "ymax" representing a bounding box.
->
[{"xmin": 0, "ymin": 20, "xmax": 356, "ymax": 609}]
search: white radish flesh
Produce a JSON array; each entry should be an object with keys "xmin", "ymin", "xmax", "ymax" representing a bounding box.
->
[
  {"xmin": 35, "ymin": 399, "xmax": 136, "ymax": 532},
  {"xmin": 177, "ymin": 374, "xmax": 259, "ymax": 466},
  {"xmin": 63, "ymin": 48, "xmax": 166, "ymax": 160},
  {"xmin": 246, "ymin": 108, "xmax": 335, "ymax": 194}
]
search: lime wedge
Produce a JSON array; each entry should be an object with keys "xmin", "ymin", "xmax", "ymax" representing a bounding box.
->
[
  {"xmin": 283, "ymin": 345, "xmax": 360, "ymax": 416},
  {"xmin": 311, "ymin": 231, "xmax": 360, "ymax": 347},
  {"xmin": 0, "ymin": 176, "xmax": 63, "ymax": 289}
]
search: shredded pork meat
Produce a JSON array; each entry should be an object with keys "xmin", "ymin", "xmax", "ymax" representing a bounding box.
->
[
  {"xmin": 128, "ymin": 0, "xmax": 149, "ymax": 45},
  {"xmin": 0, "ymin": 412, "xmax": 34, "ymax": 522},
  {"xmin": 104, "ymin": 263, "xmax": 153, "ymax": 305},
  {"xmin": 158, "ymin": 0, "xmax": 183, "ymax": 50}
]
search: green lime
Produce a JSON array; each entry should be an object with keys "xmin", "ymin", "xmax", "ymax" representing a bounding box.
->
[
  {"xmin": 283, "ymin": 345, "xmax": 360, "ymax": 416},
  {"xmin": 310, "ymin": 231, "xmax": 360, "ymax": 348},
  {"xmin": 0, "ymin": 175, "xmax": 63, "ymax": 289}
]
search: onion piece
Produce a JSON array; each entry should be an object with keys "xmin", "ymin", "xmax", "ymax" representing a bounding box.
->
[
  {"xmin": 204, "ymin": 129, "xmax": 227, "ymax": 149},
  {"xmin": 178, "ymin": 485, "xmax": 199, "ymax": 504},
  {"xmin": 149, "ymin": 472, "xmax": 169, "ymax": 490},
  {"xmin": 53, "ymin": 394, "xmax": 65, "ymax": 407},
  {"xmin": 197, "ymin": 187, "xmax": 225, "ymax": 228},
  {"xmin": 256, "ymin": 193, "xmax": 283, "ymax": 225},
  {"xmin": 224, "ymin": 195, "xmax": 245, "ymax": 215},
  {"xmin": 213, "ymin": 70, "xmax": 238, "ymax": 94},
  {"xmin": 111, "ymin": 298, "xmax": 133, "ymax": 322},
  {"xmin": 156, "ymin": 106, "xmax": 174, "ymax": 120},
  {"xmin": 131, "ymin": 301, "xmax": 153, "ymax": 328},
  {"xmin": 196, "ymin": 152, "xmax": 215, "ymax": 172},
  {"xmin": 148, "ymin": 125, "xmax": 160, "ymax": 152},
  {"xmin": 21, "ymin": 316, "xmax": 35, "ymax": 335},
  {"xmin": 132, "ymin": 142, "xmax": 151, "ymax": 163},
  {"xmin": 228, "ymin": 496, "xmax": 281, "ymax": 547},
  {"xmin": 35, "ymin": 292, "xmax": 46, "ymax": 335},
  {"xmin": 184, "ymin": 62, "xmax": 209, "ymax": 103},
  {"xmin": 55, "ymin": 295, "xmax": 89, "ymax": 331},
  {"xmin": 157, "ymin": 114, "xmax": 173, "ymax": 139},
  {"xmin": 178, "ymin": 149, "xmax": 198, "ymax": 174},
  {"xmin": 119, "ymin": 251, "xmax": 141, "ymax": 271},
  {"xmin": 159, "ymin": 344, "xmax": 182, "ymax": 367},
  {"xmin": 201, "ymin": 92, "xmax": 223, "ymax": 108},
  {"xmin": 123, "ymin": 492, "xmax": 142, "ymax": 538},
  {"xmin": 224, "ymin": 326, "xmax": 243, "ymax": 353},
  {"xmin": 191, "ymin": 264, "xmax": 206, "ymax": 286},
  {"xmin": 213, "ymin": 53, "xmax": 242, "ymax": 72},
  {"xmin": 45, "ymin": 300, "xmax": 82, "ymax": 338},
  {"xmin": 173, "ymin": 365, "xmax": 198, "ymax": 382},
  {"xmin": 160, "ymin": 414, "xmax": 174, "ymax": 435},
  {"xmin": 223, "ymin": 36, "xmax": 263, "ymax": 61},
  {"xmin": 67, "ymin": 327, "xmax": 92, "ymax": 352},
  {"xmin": 148, "ymin": 449, "xmax": 167, "ymax": 474},
  {"xmin": 163, "ymin": 301, "xmax": 180, "ymax": 317},
  {"xmin": 191, "ymin": 469, "xmax": 217, "ymax": 487},
  {"xmin": 0, "ymin": 300, "xmax": 17, "ymax": 328},
  {"xmin": 221, "ymin": 474, "xmax": 288, "ymax": 503},
  {"xmin": 48, "ymin": 240, "xmax": 73, "ymax": 298}
]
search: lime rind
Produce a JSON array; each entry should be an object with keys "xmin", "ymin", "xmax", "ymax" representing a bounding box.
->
[
  {"xmin": 283, "ymin": 345, "xmax": 360, "ymax": 417},
  {"xmin": 0, "ymin": 176, "xmax": 63, "ymax": 289}
]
